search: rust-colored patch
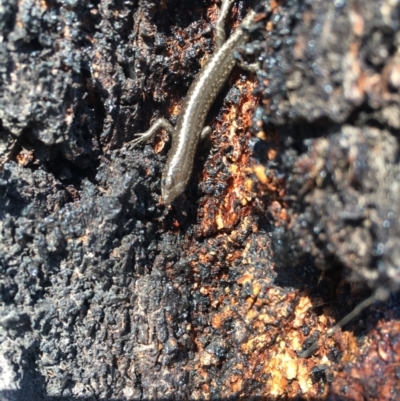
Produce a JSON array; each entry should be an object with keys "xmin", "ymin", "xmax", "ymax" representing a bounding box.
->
[
  {"xmin": 329, "ymin": 319, "xmax": 400, "ymax": 400},
  {"xmin": 197, "ymin": 78, "xmax": 259, "ymax": 235},
  {"xmin": 16, "ymin": 148, "xmax": 35, "ymax": 166}
]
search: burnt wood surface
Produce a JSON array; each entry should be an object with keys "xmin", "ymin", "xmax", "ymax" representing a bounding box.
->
[{"xmin": 1, "ymin": 0, "xmax": 400, "ymax": 400}]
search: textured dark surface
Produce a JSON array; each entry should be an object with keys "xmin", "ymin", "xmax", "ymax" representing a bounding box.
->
[
  {"xmin": 253, "ymin": 0, "xmax": 400, "ymax": 398},
  {"xmin": 1, "ymin": 0, "xmax": 400, "ymax": 400},
  {"xmin": 256, "ymin": 0, "xmax": 400, "ymax": 295}
]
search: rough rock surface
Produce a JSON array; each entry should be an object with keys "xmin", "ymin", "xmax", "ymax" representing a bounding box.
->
[{"xmin": 1, "ymin": 0, "xmax": 399, "ymax": 400}]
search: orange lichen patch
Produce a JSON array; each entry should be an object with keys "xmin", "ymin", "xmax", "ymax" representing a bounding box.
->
[
  {"xmin": 350, "ymin": 9, "xmax": 364, "ymax": 36},
  {"xmin": 67, "ymin": 228, "xmax": 90, "ymax": 247},
  {"xmin": 228, "ymin": 372, "xmax": 245, "ymax": 393},
  {"xmin": 90, "ymin": 47, "xmax": 114, "ymax": 82},
  {"xmin": 211, "ymin": 304, "xmax": 237, "ymax": 330},
  {"xmin": 292, "ymin": 296, "xmax": 314, "ymax": 327},
  {"xmin": 268, "ymin": 147, "xmax": 278, "ymax": 161},
  {"xmin": 199, "ymin": 350, "xmax": 218, "ymax": 367},
  {"xmin": 265, "ymin": 19, "xmax": 274, "ymax": 32},
  {"xmin": 256, "ymin": 334, "xmax": 326, "ymax": 396},
  {"xmin": 16, "ymin": 148, "xmax": 35, "ymax": 166},
  {"xmin": 169, "ymin": 102, "xmax": 181, "ymax": 117},
  {"xmin": 153, "ymin": 129, "xmax": 170, "ymax": 153},
  {"xmin": 198, "ymin": 78, "xmax": 258, "ymax": 235},
  {"xmin": 207, "ymin": 2, "xmax": 220, "ymax": 24},
  {"xmin": 241, "ymin": 332, "xmax": 277, "ymax": 353},
  {"xmin": 253, "ymin": 164, "xmax": 269, "ymax": 185},
  {"xmin": 251, "ymin": 152, "xmax": 285, "ymax": 210},
  {"xmin": 256, "ymin": 130, "xmax": 268, "ymax": 140},
  {"xmin": 65, "ymin": 105, "xmax": 74, "ymax": 126},
  {"xmin": 218, "ymin": 280, "xmax": 335, "ymax": 398},
  {"xmin": 39, "ymin": 0, "xmax": 48, "ymax": 10},
  {"xmin": 270, "ymin": 0, "xmax": 279, "ymax": 12},
  {"xmin": 236, "ymin": 272, "xmax": 254, "ymax": 286}
]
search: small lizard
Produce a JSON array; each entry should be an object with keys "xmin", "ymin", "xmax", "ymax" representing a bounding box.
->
[{"xmin": 129, "ymin": 0, "xmax": 256, "ymax": 204}]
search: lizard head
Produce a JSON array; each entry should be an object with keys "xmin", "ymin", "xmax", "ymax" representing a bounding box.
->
[{"xmin": 161, "ymin": 174, "xmax": 187, "ymax": 205}]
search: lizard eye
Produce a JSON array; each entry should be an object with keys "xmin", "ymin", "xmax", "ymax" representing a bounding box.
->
[
  {"xmin": 161, "ymin": 174, "xmax": 186, "ymax": 204},
  {"xmin": 162, "ymin": 176, "xmax": 173, "ymax": 190}
]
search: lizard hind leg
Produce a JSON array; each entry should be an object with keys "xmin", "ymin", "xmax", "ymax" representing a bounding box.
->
[
  {"xmin": 237, "ymin": 60, "xmax": 260, "ymax": 73},
  {"xmin": 128, "ymin": 118, "xmax": 175, "ymax": 148}
]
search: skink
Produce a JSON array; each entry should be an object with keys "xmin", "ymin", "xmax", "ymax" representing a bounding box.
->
[{"xmin": 130, "ymin": 2, "xmax": 256, "ymax": 204}]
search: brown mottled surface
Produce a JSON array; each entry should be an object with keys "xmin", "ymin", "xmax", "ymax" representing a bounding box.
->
[
  {"xmin": 0, "ymin": 0, "xmax": 399, "ymax": 400},
  {"xmin": 254, "ymin": 0, "xmax": 400, "ymax": 399},
  {"xmin": 328, "ymin": 315, "xmax": 400, "ymax": 401}
]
